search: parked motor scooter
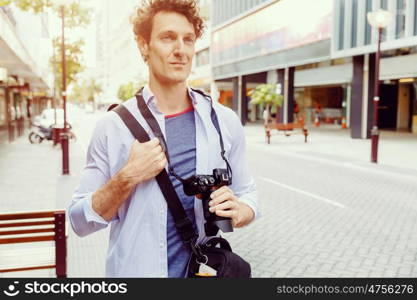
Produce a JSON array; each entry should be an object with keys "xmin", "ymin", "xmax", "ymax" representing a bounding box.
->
[
  {"xmin": 28, "ymin": 123, "xmax": 74, "ymax": 144},
  {"xmin": 28, "ymin": 124, "xmax": 53, "ymax": 144}
]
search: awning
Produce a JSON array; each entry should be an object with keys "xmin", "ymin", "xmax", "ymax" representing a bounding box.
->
[{"xmin": 0, "ymin": 10, "xmax": 50, "ymax": 90}]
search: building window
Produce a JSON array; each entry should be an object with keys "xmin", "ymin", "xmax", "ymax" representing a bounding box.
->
[
  {"xmin": 364, "ymin": 0, "xmax": 372, "ymax": 45},
  {"xmin": 415, "ymin": 0, "xmax": 417, "ymax": 35},
  {"xmin": 351, "ymin": 0, "xmax": 358, "ymax": 48},
  {"xmin": 381, "ymin": 0, "xmax": 388, "ymax": 42},
  {"xmin": 396, "ymin": 0, "xmax": 406, "ymax": 39},
  {"xmin": 196, "ymin": 48, "xmax": 210, "ymax": 67},
  {"xmin": 338, "ymin": 0, "xmax": 345, "ymax": 50}
]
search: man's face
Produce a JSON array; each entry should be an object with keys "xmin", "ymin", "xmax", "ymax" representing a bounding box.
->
[{"xmin": 140, "ymin": 11, "xmax": 196, "ymax": 84}]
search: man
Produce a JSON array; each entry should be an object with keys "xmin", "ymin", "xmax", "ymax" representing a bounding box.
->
[{"xmin": 69, "ymin": 0, "xmax": 259, "ymax": 278}]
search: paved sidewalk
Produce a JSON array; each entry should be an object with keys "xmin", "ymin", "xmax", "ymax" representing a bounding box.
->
[{"xmin": 244, "ymin": 123, "xmax": 417, "ymax": 173}]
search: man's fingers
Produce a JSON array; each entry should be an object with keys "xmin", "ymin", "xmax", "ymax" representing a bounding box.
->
[
  {"xmin": 150, "ymin": 145, "xmax": 164, "ymax": 155},
  {"xmin": 214, "ymin": 209, "xmax": 237, "ymax": 219},
  {"xmin": 209, "ymin": 192, "xmax": 234, "ymax": 207},
  {"xmin": 209, "ymin": 200, "xmax": 236, "ymax": 213},
  {"xmin": 158, "ymin": 157, "xmax": 167, "ymax": 169},
  {"xmin": 153, "ymin": 152, "xmax": 165, "ymax": 163},
  {"xmin": 144, "ymin": 137, "xmax": 160, "ymax": 147},
  {"xmin": 210, "ymin": 186, "xmax": 231, "ymax": 199}
]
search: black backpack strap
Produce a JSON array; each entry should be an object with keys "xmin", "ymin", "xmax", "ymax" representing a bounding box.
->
[{"xmin": 112, "ymin": 104, "xmax": 198, "ymax": 244}]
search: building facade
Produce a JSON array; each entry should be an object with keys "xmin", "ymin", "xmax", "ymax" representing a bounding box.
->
[
  {"xmin": 0, "ymin": 5, "xmax": 51, "ymax": 143},
  {"xmin": 211, "ymin": 0, "xmax": 417, "ymax": 138},
  {"xmin": 95, "ymin": 0, "xmax": 147, "ymax": 103}
]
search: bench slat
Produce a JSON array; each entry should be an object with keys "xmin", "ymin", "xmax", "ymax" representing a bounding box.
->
[
  {"xmin": 0, "ymin": 235, "xmax": 55, "ymax": 244},
  {"xmin": 0, "ymin": 228, "xmax": 55, "ymax": 236},
  {"xmin": 0, "ymin": 220, "xmax": 55, "ymax": 228},
  {"xmin": 0, "ymin": 210, "xmax": 65, "ymax": 221}
]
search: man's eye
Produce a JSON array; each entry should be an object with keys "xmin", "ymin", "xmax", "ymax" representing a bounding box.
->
[
  {"xmin": 185, "ymin": 37, "xmax": 195, "ymax": 44},
  {"xmin": 162, "ymin": 35, "xmax": 173, "ymax": 40}
]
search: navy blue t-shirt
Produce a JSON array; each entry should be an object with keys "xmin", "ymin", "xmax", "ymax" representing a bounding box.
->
[{"xmin": 164, "ymin": 106, "xmax": 197, "ymax": 277}]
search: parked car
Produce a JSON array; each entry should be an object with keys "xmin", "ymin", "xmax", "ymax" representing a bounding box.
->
[{"xmin": 33, "ymin": 108, "xmax": 73, "ymax": 128}]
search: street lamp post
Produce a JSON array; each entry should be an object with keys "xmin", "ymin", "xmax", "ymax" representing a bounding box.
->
[
  {"xmin": 367, "ymin": 9, "xmax": 393, "ymax": 163},
  {"xmin": 56, "ymin": 0, "xmax": 70, "ymax": 175}
]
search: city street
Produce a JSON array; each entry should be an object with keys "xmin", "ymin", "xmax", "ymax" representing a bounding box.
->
[{"xmin": 1, "ymin": 110, "xmax": 416, "ymax": 277}]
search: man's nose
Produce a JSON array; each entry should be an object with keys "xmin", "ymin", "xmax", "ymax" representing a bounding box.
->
[{"xmin": 173, "ymin": 39, "xmax": 185, "ymax": 57}]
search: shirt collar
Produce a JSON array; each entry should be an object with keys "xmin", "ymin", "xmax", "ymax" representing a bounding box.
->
[{"xmin": 141, "ymin": 84, "xmax": 199, "ymax": 107}]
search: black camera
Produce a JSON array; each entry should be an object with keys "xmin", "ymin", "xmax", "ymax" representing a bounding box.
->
[{"xmin": 182, "ymin": 169, "xmax": 233, "ymax": 234}]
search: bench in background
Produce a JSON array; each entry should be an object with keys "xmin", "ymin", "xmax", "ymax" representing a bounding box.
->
[{"xmin": 0, "ymin": 210, "xmax": 67, "ymax": 278}]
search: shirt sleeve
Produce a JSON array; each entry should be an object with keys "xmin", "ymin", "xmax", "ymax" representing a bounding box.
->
[
  {"xmin": 68, "ymin": 117, "xmax": 117, "ymax": 237},
  {"xmin": 227, "ymin": 113, "xmax": 260, "ymax": 221}
]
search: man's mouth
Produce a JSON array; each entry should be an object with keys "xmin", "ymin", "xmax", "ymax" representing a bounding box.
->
[{"xmin": 169, "ymin": 62, "xmax": 186, "ymax": 66}]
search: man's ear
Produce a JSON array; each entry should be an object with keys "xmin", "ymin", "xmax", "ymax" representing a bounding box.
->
[{"xmin": 137, "ymin": 37, "xmax": 149, "ymax": 62}]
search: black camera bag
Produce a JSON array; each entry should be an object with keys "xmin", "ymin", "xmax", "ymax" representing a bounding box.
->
[{"xmin": 187, "ymin": 237, "xmax": 251, "ymax": 278}]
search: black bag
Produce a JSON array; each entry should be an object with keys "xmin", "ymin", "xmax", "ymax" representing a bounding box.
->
[
  {"xmin": 187, "ymin": 237, "xmax": 251, "ymax": 278},
  {"xmin": 112, "ymin": 91, "xmax": 251, "ymax": 278}
]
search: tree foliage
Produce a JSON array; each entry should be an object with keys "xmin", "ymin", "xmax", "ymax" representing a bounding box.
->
[
  {"xmin": 248, "ymin": 83, "xmax": 283, "ymax": 117},
  {"xmin": 0, "ymin": 0, "xmax": 92, "ymax": 28},
  {"xmin": 50, "ymin": 37, "xmax": 85, "ymax": 93},
  {"xmin": 117, "ymin": 80, "xmax": 147, "ymax": 102},
  {"xmin": 69, "ymin": 78, "xmax": 102, "ymax": 104}
]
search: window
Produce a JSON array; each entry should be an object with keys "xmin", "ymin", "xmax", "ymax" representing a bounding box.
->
[
  {"xmin": 351, "ymin": 0, "xmax": 358, "ymax": 47},
  {"xmin": 338, "ymin": 0, "xmax": 345, "ymax": 50},
  {"xmin": 196, "ymin": 48, "xmax": 210, "ymax": 67},
  {"xmin": 364, "ymin": 0, "xmax": 372, "ymax": 45},
  {"xmin": 414, "ymin": 0, "xmax": 417, "ymax": 36},
  {"xmin": 396, "ymin": 0, "xmax": 406, "ymax": 39},
  {"xmin": 381, "ymin": 0, "xmax": 388, "ymax": 41}
]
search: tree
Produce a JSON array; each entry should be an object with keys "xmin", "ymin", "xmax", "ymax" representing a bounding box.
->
[
  {"xmin": 50, "ymin": 38, "xmax": 85, "ymax": 94},
  {"xmin": 2, "ymin": 0, "xmax": 92, "ymax": 94},
  {"xmin": 0, "ymin": 0, "xmax": 92, "ymax": 28},
  {"xmin": 248, "ymin": 84, "xmax": 283, "ymax": 123},
  {"xmin": 69, "ymin": 78, "xmax": 102, "ymax": 107},
  {"xmin": 117, "ymin": 80, "xmax": 148, "ymax": 102}
]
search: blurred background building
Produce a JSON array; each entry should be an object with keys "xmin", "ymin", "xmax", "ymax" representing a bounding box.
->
[
  {"xmin": 211, "ymin": 0, "xmax": 417, "ymax": 139},
  {"xmin": 95, "ymin": 0, "xmax": 146, "ymax": 105},
  {"xmin": 0, "ymin": 5, "xmax": 52, "ymax": 143}
]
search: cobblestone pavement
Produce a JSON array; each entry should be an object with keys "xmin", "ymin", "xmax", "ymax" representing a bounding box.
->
[
  {"xmin": 225, "ymin": 126, "xmax": 417, "ymax": 277},
  {"xmin": 1, "ymin": 114, "xmax": 416, "ymax": 278}
]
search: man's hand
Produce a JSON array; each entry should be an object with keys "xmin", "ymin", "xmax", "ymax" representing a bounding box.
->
[
  {"xmin": 208, "ymin": 186, "xmax": 255, "ymax": 228},
  {"xmin": 121, "ymin": 138, "xmax": 167, "ymax": 186}
]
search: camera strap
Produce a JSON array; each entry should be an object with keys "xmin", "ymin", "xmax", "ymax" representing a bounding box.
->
[
  {"xmin": 135, "ymin": 89, "xmax": 232, "ymax": 182},
  {"xmin": 112, "ymin": 104, "xmax": 199, "ymax": 248}
]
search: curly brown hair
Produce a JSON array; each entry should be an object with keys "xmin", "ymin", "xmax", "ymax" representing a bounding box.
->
[{"xmin": 132, "ymin": 0, "xmax": 205, "ymax": 44}]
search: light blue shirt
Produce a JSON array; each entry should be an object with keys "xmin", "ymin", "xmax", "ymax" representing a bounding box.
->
[{"xmin": 68, "ymin": 85, "xmax": 259, "ymax": 278}]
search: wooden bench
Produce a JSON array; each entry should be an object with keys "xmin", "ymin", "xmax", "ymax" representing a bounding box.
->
[
  {"xmin": 265, "ymin": 119, "xmax": 308, "ymax": 144},
  {"xmin": 0, "ymin": 210, "xmax": 67, "ymax": 277}
]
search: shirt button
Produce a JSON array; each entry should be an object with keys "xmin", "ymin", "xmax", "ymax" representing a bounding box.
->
[
  {"xmin": 160, "ymin": 243, "xmax": 165, "ymax": 248},
  {"xmin": 160, "ymin": 210, "xmax": 163, "ymax": 214}
]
